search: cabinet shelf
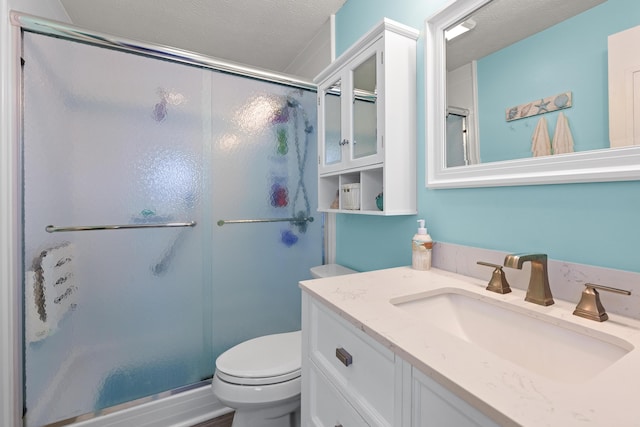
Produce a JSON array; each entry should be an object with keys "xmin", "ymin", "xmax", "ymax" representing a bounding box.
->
[{"xmin": 318, "ymin": 166, "xmax": 416, "ymax": 215}]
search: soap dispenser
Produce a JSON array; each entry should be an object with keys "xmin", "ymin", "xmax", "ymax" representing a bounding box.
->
[{"xmin": 412, "ymin": 219, "xmax": 433, "ymax": 270}]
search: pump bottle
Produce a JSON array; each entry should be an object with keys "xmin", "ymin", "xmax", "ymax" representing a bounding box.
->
[{"xmin": 412, "ymin": 219, "xmax": 433, "ymax": 270}]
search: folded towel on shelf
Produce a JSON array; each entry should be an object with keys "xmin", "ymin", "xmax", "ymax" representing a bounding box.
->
[
  {"xmin": 28, "ymin": 242, "xmax": 77, "ymax": 342},
  {"xmin": 531, "ymin": 116, "xmax": 551, "ymax": 157},
  {"xmin": 552, "ymin": 112, "xmax": 575, "ymax": 154}
]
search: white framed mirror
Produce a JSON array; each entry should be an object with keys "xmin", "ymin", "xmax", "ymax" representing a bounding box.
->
[{"xmin": 425, "ymin": 0, "xmax": 640, "ymax": 188}]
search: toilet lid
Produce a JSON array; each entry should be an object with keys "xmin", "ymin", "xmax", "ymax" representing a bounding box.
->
[{"xmin": 215, "ymin": 330, "xmax": 301, "ymax": 386}]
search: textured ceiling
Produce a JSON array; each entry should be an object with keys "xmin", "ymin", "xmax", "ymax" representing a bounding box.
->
[
  {"xmin": 59, "ymin": 0, "xmax": 347, "ymax": 73},
  {"xmin": 59, "ymin": 0, "xmax": 604, "ymax": 76},
  {"xmin": 447, "ymin": 0, "xmax": 606, "ymax": 70}
]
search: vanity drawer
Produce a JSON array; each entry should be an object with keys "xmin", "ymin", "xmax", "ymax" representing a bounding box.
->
[
  {"xmin": 308, "ymin": 298, "xmax": 396, "ymax": 425},
  {"xmin": 308, "ymin": 362, "xmax": 369, "ymax": 427}
]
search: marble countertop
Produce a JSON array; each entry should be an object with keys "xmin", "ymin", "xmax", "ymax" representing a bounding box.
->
[{"xmin": 299, "ymin": 266, "xmax": 640, "ymax": 427}]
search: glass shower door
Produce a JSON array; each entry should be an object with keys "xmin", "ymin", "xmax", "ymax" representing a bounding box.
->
[
  {"xmin": 210, "ymin": 73, "xmax": 321, "ymax": 357},
  {"xmin": 21, "ymin": 26, "xmax": 322, "ymax": 427},
  {"xmin": 22, "ymin": 32, "xmax": 213, "ymax": 426}
]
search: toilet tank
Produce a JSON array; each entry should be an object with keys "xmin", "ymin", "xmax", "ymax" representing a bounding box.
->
[{"xmin": 310, "ymin": 263, "xmax": 357, "ymax": 279}]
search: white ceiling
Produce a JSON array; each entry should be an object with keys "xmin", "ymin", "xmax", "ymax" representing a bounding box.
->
[
  {"xmin": 58, "ymin": 0, "xmax": 606, "ymax": 78},
  {"xmin": 59, "ymin": 0, "xmax": 348, "ymax": 74}
]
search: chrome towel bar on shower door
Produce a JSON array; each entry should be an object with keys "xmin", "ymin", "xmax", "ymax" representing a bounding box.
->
[
  {"xmin": 216, "ymin": 216, "xmax": 314, "ymax": 226},
  {"xmin": 45, "ymin": 221, "xmax": 197, "ymax": 233}
]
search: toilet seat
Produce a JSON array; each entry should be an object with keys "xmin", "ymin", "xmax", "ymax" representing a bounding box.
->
[
  {"xmin": 215, "ymin": 331, "xmax": 301, "ymax": 386},
  {"xmin": 216, "ymin": 368, "xmax": 301, "ymax": 386}
]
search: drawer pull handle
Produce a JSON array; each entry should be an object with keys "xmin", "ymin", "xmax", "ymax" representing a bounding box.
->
[
  {"xmin": 335, "ymin": 424, "xmax": 343, "ymax": 427},
  {"xmin": 336, "ymin": 347, "xmax": 352, "ymax": 366}
]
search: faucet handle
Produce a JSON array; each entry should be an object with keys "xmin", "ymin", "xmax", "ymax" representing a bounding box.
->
[
  {"xmin": 573, "ymin": 283, "xmax": 631, "ymax": 322},
  {"xmin": 477, "ymin": 261, "xmax": 512, "ymax": 294}
]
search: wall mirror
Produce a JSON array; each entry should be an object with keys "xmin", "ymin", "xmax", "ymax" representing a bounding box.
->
[{"xmin": 425, "ymin": 0, "xmax": 640, "ymax": 188}]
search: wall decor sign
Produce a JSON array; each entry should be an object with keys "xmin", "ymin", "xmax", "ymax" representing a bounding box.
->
[{"xmin": 505, "ymin": 91, "xmax": 572, "ymax": 122}]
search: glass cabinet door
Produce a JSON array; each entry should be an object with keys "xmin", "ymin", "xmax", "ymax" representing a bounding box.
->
[
  {"xmin": 323, "ymin": 79, "xmax": 343, "ymax": 166},
  {"xmin": 318, "ymin": 41, "xmax": 383, "ymax": 175},
  {"xmin": 352, "ymin": 54, "xmax": 378, "ymax": 160}
]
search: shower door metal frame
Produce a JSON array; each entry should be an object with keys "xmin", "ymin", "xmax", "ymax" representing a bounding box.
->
[
  {"xmin": 4, "ymin": 10, "xmax": 321, "ymax": 427},
  {"xmin": 1, "ymin": 5, "xmax": 24, "ymax": 427},
  {"xmin": 10, "ymin": 12, "xmax": 316, "ymax": 92}
]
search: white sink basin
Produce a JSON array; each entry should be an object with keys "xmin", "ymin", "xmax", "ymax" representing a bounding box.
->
[{"xmin": 391, "ymin": 288, "xmax": 633, "ymax": 383}]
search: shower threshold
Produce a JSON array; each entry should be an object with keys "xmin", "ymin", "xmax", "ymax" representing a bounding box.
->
[{"xmin": 26, "ymin": 345, "xmax": 219, "ymax": 427}]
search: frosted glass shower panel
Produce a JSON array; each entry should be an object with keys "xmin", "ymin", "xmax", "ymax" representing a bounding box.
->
[
  {"xmin": 446, "ymin": 112, "xmax": 468, "ymax": 167},
  {"xmin": 210, "ymin": 73, "xmax": 322, "ymax": 359},
  {"xmin": 22, "ymin": 33, "xmax": 213, "ymax": 426}
]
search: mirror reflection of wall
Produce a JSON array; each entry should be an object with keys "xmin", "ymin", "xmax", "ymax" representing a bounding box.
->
[
  {"xmin": 352, "ymin": 54, "xmax": 377, "ymax": 159},
  {"xmin": 445, "ymin": 0, "xmax": 640, "ymax": 166}
]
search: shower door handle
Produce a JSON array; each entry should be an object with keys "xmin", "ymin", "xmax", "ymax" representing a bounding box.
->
[
  {"xmin": 217, "ymin": 216, "xmax": 313, "ymax": 226},
  {"xmin": 45, "ymin": 221, "xmax": 196, "ymax": 233}
]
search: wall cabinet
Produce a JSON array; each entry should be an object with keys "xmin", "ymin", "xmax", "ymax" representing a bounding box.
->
[
  {"xmin": 314, "ymin": 19, "xmax": 418, "ymax": 215},
  {"xmin": 301, "ymin": 291, "xmax": 501, "ymax": 427}
]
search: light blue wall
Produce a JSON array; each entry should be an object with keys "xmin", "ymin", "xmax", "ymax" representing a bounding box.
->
[
  {"xmin": 477, "ymin": 0, "xmax": 639, "ymax": 162},
  {"xmin": 334, "ymin": 0, "xmax": 640, "ymax": 273}
]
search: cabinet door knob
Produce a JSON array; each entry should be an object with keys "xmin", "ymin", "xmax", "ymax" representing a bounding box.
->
[{"xmin": 336, "ymin": 347, "xmax": 353, "ymax": 366}]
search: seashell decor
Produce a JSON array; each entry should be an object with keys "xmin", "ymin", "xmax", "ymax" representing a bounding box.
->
[{"xmin": 505, "ymin": 91, "xmax": 572, "ymax": 122}]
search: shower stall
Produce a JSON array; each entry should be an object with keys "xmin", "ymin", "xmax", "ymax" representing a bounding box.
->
[{"xmin": 17, "ymin": 16, "xmax": 321, "ymax": 427}]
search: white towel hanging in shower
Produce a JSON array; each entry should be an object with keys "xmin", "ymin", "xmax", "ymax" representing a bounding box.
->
[
  {"xmin": 25, "ymin": 270, "xmax": 52, "ymax": 342},
  {"xmin": 531, "ymin": 116, "xmax": 551, "ymax": 157},
  {"xmin": 26, "ymin": 242, "xmax": 77, "ymax": 342},
  {"xmin": 552, "ymin": 112, "xmax": 575, "ymax": 154}
]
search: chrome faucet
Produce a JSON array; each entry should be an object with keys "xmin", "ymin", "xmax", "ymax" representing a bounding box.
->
[{"xmin": 503, "ymin": 253, "xmax": 554, "ymax": 306}]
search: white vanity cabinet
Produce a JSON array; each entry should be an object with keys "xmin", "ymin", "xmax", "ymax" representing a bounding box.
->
[
  {"xmin": 301, "ymin": 292, "xmax": 410, "ymax": 427},
  {"xmin": 301, "ymin": 290, "xmax": 502, "ymax": 427},
  {"xmin": 314, "ymin": 19, "xmax": 418, "ymax": 215},
  {"xmin": 412, "ymin": 369, "xmax": 500, "ymax": 427}
]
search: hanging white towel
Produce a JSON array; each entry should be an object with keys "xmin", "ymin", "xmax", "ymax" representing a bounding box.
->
[
  {"xmin": 40, "ymin": 242, "xmax": 77, "ymax": 326},
  {"xmin": 27, "ymin": 242, "xmax": 77, "ymax": 342},
  {"xmin": 531, "ymin": 116, "xmax": 551, "ymax": 157},
  {"xmin": 25, "ymin": 270, "xmax": 53, "ymax": 342},
  {"xmin": 552, "ymin": 112, "xmax": 575, "ymax": 154}
]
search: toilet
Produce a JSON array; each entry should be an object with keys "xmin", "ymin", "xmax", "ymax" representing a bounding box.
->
[{"xmin": 211, "ymin": 264, "xmax": 357, "ymax": 427}]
